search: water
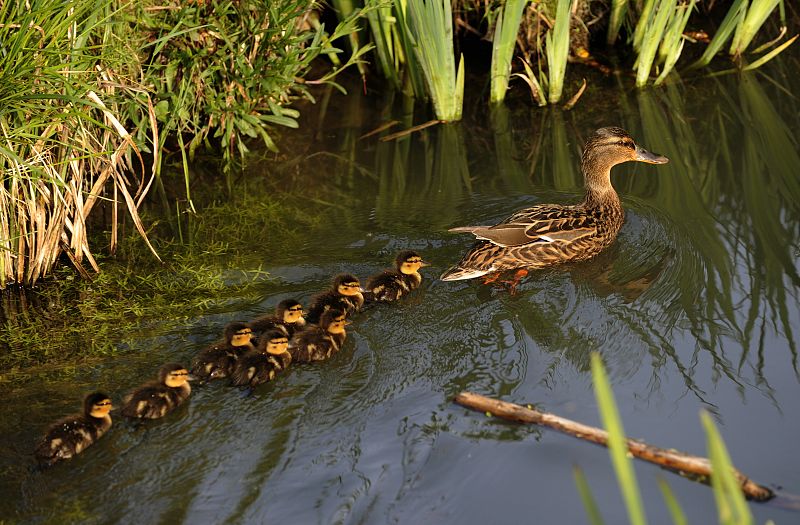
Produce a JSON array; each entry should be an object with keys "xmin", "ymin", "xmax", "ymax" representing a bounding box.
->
[{"xmin": 2, "ymin": 60, "xmax": 800, "ymax": 524}]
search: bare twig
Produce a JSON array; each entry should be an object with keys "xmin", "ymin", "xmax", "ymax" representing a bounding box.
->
[{"xmin": 454, "ymin": 391, "xmax": 774, "ymax": 502}]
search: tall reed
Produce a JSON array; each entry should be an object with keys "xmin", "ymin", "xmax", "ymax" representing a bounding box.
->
[
  {"xmin": 404, "ymin": 0, "xmax": 464, "ymax": 121},
  {"xmin": 545, "ymin": 0, "xmax": 572, "ymax": 104},
  {"xmin": 0, "ymin": 0, "xmax": 157, "ymax": 287},
  {"xmin": 579, "ymin": 353, "xmax": 757, "ymax": 524},
  {"xmin": 489, "ymin": 0, "xmax": 528, "ymax": 104}
]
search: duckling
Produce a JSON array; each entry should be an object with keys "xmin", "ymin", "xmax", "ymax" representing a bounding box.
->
[
  {"xmin": 120, "ymin": 363, "xmax": 192, "ymax": 419},
  {"xmin": 250, "ymin": 299, "xmax": 306, "ymax": 339},
  {"xmin": 230, "ymin": 330, "xmax": 292, "ymax": 388},
  {"xmin": 289, "ymin": 309, "xmax": 349, "ymax": 363},
  {"xmin": 35, "ymin": 392, "xmax": 113, "ymax": 466},
  {"xmin": 441, "ymin": 127, "xmax": 668, "ymax": 281},
  {"xmin": 191, "ymin": 321, "xmax": 255, "ymax": 380},
  {"xmin": 305, "ymin": 274, "xmax": 364, "ymax": 324},
  {"xmin": 364, "ymin": 250, "xmax": 429, "ymax": 302}
]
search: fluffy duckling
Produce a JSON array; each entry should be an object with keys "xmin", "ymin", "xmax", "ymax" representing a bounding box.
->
[
  {"xmin": 230, "ymin": 330, "xmax": 292, "ymax": 388},
  {"xmin": 364, "ymin": 250, "xmax": 429, "ymax": 302},
  {"xmin": 120, "ymin": 363, "xmax": 192, "ymax": 419},
  {"xmin": 305, "ymin": 273, "xmax": 364, "ymax": 324},
  {"xmin": 250, "ymin": 299, "xmax": 306, "ymax": 339},
  {"xmin": 289, "ymin": 309, "xmax": 349, "ymax": 363},
  {"xmin": 35, "ymin": 392, "xmax": 113, "ymax": 466},
  {"xmin": 191, "ymin": 321, "xmax": 255, "ymax": 380}
]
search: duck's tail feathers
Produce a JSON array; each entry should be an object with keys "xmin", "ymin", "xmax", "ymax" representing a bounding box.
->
[
  {"xmin": 448, "ymin": 226, "xmax": 488, "ymax": 234},
  {"xmin": 440, "ymin": 265, "xmax": 492, "ymax": 281}
]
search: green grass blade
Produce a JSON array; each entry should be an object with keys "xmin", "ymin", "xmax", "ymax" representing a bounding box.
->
[
  {"xmin": 742, "ymin": 33, "xmax": 798, "ymax": 70},
  {"xmin": 546, "ymin": 0, "xmax": 571, "ymax": 104},
  {"xmin": 591, "ymin": 353, "xmax": 648, "ymax": 525},
  {"xmin": 607, "ymin": 0, "xmax": 629, "ymax": 45},
  {"xmin": 700, "ymin": 411, "xmax": 754, "ymax": 525},
  {"xmin": 730, "ymin": 0, "xmax": 781, "ymax": 57},
  {"xmin": 635, "ymin": 0, "xmax": 672, "ymax": 87},
  {"xmin": 691, "ymin": 0, "xmax": 747, "ymax": 68},
  {"xmin": 490, "ymin": 0, "xmax": 528, "ymax": 104},
  {"xmin": 656, "ymin": 478, "xmax": 688, "ymax": 525},
  {"xmin": 632, "ymin": 0, "xmax": 657, "ymax": 52},
  {"xmin": 573, "ymin": 465, "xmax": 606, "ymax": 525},
  {"xmin": 405, "ymin": 0, "xmax": 463, "ymax": 120}
]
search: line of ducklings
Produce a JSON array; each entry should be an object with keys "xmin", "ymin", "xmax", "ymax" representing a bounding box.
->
[{"xmin": 34, "ymin": 250, "xmax": 429, "ymax": 467}]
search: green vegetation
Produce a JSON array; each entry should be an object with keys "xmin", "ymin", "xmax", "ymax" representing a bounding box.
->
[
  {"xmin": 405, "ymin": 0, "xmax": 464, "ymax": 121},
  {"xmin": 489, "ymin": 0, "xmax": 528, "ymax": 104},
  {"xmin": 1, "ymin": 0, "xmax": 796, "ymax": 290},
  {"xmin": 0, "ymin": 0, "xmax": 362, "ymax": 288},
  {"xmin": 579, "ymin": 354, "xmax": 763, "ymax": 525}
]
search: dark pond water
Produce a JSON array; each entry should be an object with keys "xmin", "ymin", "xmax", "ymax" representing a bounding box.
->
[{"xmin": 2, "ymin": 58, "xmax": 800, "ymax": 524}]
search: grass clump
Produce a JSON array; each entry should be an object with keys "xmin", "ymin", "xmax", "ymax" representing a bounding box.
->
[{"xmin": 0, "ymin": 0, "xmax": 363, "ymax": 289}]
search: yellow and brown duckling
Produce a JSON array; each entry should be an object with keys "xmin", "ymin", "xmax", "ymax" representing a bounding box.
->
[
  {"xmin": 289, "ymin": 309, "xmax": 349, "ymax": 363},
  {"xmin": 364, "ymin": 250, "xmax": 429, "ymax": 302},
  {"xmin": 230, "ymin": 330, "xmax": 292, "ymax": 388},
  {"xmin": 35, "ymin": 392, "xmax": 113, "ymax": 466},
  {"xmin": 120, "ymin": 363, "xmax": 192, "ymax": 420},
  {"xmin": 249, "ymin": 299, "xmax": 306, "ymax": 339},
  {"xmin": 305, "ymin": 273, "xmax": 364, "ymax": 324},
  {"xmin": 441, "ymin": 127, "xmax": 668, "ymax": 281},
  {"xmin": 191, "ymin": 321, "xmax": 255, "ymax": 380}
]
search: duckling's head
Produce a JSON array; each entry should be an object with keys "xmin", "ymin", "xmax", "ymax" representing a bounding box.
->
[
  {"xmin": 581, "ymin": 127, "xmax": 668, "ymax": 178},
  {"xmin": 225, "ymin": 321, "xmax": 253, "ymax": 347},
  {"xmin": 320, "ymin": 309, "xmax": 349, "ymax": 335},
  {"xmin": 333, "ymin": 274, "xmax": 363, "ymax": 297},
  {"xmin": 277, "ymin": 299, "xmax": 305, "ymax": 325},
  {"xmin": 395, "ymin": 250, "xmax": 429, "ymax": 274},
  {"xmin": 83, "ymin": 392, "xmax": 113, "ymax": 419},
  {"xmin": 158, "ymin": 363, "xmax": 192, "ymax": 388},
  {"xmin": 260, "ymin": 329, "xmax": 290, "ymax": 355}
]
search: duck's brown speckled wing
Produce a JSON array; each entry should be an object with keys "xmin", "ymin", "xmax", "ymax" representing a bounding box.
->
[{"xmin": 442, "ymin": 204, "xmax": 615, "ymax": 281}]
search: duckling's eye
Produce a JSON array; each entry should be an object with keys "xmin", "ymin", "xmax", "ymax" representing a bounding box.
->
[
  {"xmin": 288, "ymin": 307, "xmax": 303, "ymax": 312},
  {"xmin": 172, "ymin": 371, "xmax": 189, "ymax": 377},
  {"xmin": 96, "ymin": 401, "xmax": 112, "ymax": 406}
]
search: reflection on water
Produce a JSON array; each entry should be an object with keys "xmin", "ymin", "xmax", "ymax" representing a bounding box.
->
[{"xmin": 2, "ymin": 65, "xmax": 800, "ymax": 524}]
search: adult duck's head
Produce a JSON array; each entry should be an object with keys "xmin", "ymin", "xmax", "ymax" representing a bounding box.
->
[{"xmin": 581, "ymin": 127, "xmax": 668, "ymax": 192}]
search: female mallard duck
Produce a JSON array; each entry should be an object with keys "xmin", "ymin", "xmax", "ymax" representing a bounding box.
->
[
  {"xmin": 191, "ymin": 321, "xmax": 254, "ymax": 380},
  {"xmin": 289, "ymin": 309, "xmax": 349, "ymax": 363},
  {"xmin": 230, "ymin": 330, "xmax": 292, "ymax": 388},
  {"xmin": 441, "ymin": 127, "xmax": 668, "ymax": 281},
  {"xmin": 35, "ymin": 392, "xmax": 113, "ymax": 466},
  {"xmin": 305, "ymin": 274, "xmax": 364, "ymax": 324},
  {"xmin": 120, "ymin": 363, "xmax": 192, "ymax": 419},
  {"xmin": 364, "ymin": 250, "xmax": 429, "ymax": 302},
  {"xmin": 250, "ymin": 299, "xmax": 306, "ymax": 339}
]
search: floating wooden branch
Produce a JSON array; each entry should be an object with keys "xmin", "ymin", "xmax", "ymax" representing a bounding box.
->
[{"xmin": 454, "ymin": 391, "xmax": 774, "ymax": 502}]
